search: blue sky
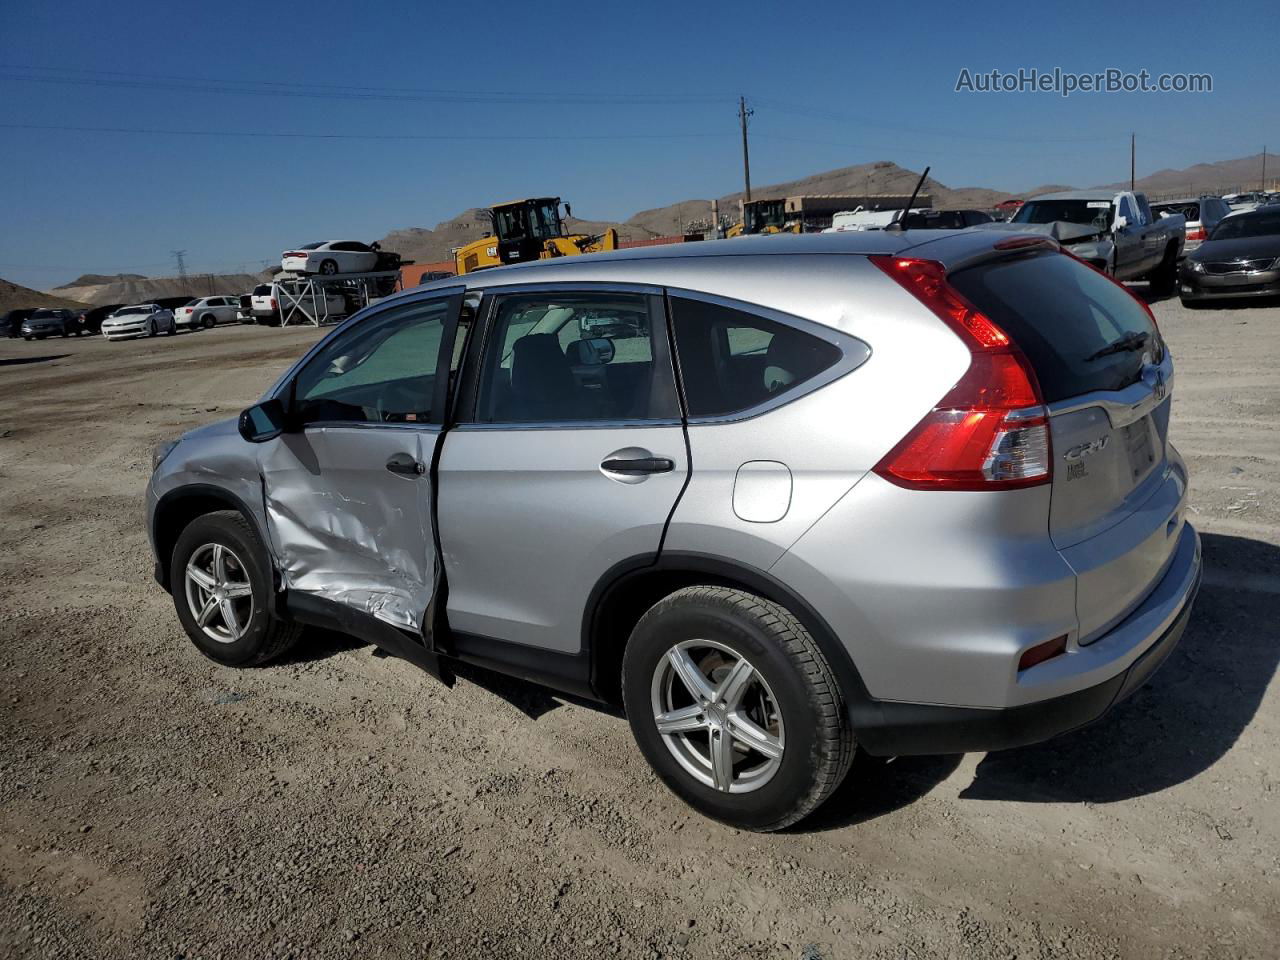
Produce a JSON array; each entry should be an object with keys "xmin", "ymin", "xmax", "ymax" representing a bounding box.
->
[{"xmin": 1, "ymin": 0, "xmax": 1275, "ymax": 289}]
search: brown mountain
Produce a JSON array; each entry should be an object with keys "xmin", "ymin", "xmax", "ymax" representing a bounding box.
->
[
  {"xmin": 51, "ymin": 273, "xmax": 261, "ymax": 307},
  {"xmin": 0, "ymin": 278, "xmax": 90, "ymax": 312},
  {"xmin": 1094, "ymin": 152, "xmax": 1273, "ymax": 197}
]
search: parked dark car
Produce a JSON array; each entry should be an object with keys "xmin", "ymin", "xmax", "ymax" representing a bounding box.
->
[
  {"xmin": 1179, "ymin": 207, "xmax": 1280, "ymax": 305},
  {"xmin": 20, "ymin": 308, "xmax": 83, "ymax": 340},
  {"xmin": 1, "ymin": 308, "xmax": 35, "ymax": 338},
  {"xmin": 79, "ymin": 303, "xmax": 125, "ymax": 335},
  {"xmin": 899, "ymin": 209, "xmax": 994, "ymax": 229}
]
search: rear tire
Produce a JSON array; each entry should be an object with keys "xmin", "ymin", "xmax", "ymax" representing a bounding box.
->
[
  {"xmin": 171, "ymin": 510, "xmax": 302, "ymax": 666},
  {"xmin": 201, "ymin": 314, "xmax": 216, "ymax": 330},
  {"xmin": 319, "ymin": 259, "xmax": 339, "ymax": 276},
  {"xmin": 622, "ymin": 586, "xmax": 856, "ymax": 832}
]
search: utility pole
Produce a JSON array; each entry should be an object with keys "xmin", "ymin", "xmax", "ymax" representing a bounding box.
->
[
  {"xmin": 172, "ymin": 249, "xmax": 188, "ymax": 290},
  {"xmin": 1262, "ymin": 146, "xmax": 1268, "ymax": 191},
  {"xmin": 1130, "ymin": 133, "xmax": 1135, "ymax": 192},
  {"xmin": 738, "ymin": 96, "xmax": 753, "ymax": 205}
]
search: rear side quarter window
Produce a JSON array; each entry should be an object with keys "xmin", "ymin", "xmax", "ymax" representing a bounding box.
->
[{"xmin": 668, "ymin": 297, "xmax": 846, "ymax": 419}]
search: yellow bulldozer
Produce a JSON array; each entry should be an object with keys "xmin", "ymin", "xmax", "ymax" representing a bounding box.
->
[
  {"xmin": 726, "ymin": 198, "xmax": 800, "ymax": 238},
  {"xmin": 453, "ymin": 197, "xmax": 619, "ymax": 274}
]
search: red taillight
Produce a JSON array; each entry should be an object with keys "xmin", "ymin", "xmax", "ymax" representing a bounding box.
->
[
  {"xmin": 270, "ymin": 298, "xmax": 277, "ymax": 310},
  {"xmin": 869, "ymin": 255, "xmax": 1050, "ymax": 491},
  {"xmin": 283, "ymin": 251, "xmax": 306, "ymax": 259}
]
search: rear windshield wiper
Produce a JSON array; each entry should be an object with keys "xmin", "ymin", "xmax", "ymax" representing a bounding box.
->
[{"xmin": 1085, "ymin": 331, "xmax": 1149, "ymax": 362}]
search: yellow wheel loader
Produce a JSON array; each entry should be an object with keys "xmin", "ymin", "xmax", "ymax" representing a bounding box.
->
[
  {"xmin": 453, "ymin": 197, "xmax": 619, "ymax": 274},
  {"xmin": 726, "ymin": 198, "xmax": 801, "ymax": 238}
]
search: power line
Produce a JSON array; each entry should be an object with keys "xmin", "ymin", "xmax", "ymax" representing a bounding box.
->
[
  {"xmin": 0, "ymin": 66, "xmax": 733, "ymax": 106},
  {"xmin": 0, "ymin": 121, "xmax": 722, "ymax": 143},
  {"xmin": 752, "ymin": 97, "xmax": 1130, "ymax": 145}
]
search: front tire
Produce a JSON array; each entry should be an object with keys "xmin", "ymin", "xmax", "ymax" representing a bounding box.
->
[
  {"xmin": 171, "ymin": 511, "xmax": 302, "ymax": 666},
  {"xmin": 147, "ymin": 320, "xmax": 156, "ymax": 338},
  {"xmin": 1148, "ymin": 246, "xmax": 1178, "ymax": 296},
  {"xmin": 622, "ymin": 586, "xmax": 855, "ymax": 831}
]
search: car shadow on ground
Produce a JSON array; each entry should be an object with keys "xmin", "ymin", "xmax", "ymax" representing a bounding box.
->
[
  {"xmin": 958, "ymin": 532, "xmax": 1278, "ymax": 804},
  {"xmin": 0, "ymin": 353, "xmax": 70, "ymax": 366},
  {"xmin": 800, "ymin": 752, "xmax": 965, "ymax": 831}
]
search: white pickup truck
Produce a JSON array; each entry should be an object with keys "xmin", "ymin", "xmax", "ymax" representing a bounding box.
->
[
  {"xmin": 979, "ymin": 190, "xmax": 1184, "ymax": 292},
  {"xmin": 249, "ymin": 281, "xmax": 349, "ymax": 326}
]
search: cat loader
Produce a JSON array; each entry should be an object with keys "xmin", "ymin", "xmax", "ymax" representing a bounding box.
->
[{"xmin": 454, "ymin": 197, "xmax": 619, "ymax": 274}]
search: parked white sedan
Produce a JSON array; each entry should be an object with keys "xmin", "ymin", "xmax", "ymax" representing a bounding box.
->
[
  {"xmin": 281, "ymin": 241, "xmax": 379, "ymax": 276},
  {"xmin": 101, "ymin": 304, "xmax": 177, "ymax": 341},
  {"xmin": 174, "ymin": 296, "xmax": 240, "ymax": 330}
]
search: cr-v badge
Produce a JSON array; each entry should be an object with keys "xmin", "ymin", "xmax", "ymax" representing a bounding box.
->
[{"xmin": 1063, "ymin": 435, "xmax": 1109, "ymax": 481}]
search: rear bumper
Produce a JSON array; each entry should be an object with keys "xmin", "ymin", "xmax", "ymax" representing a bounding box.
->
[{"xmin": 855, "ymin": 523, "xmax": 1202, "ymax": 756}]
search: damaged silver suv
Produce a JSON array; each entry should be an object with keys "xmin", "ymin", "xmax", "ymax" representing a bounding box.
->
[{"xmin": 148, "ymin": 232, "xmax": 1201, "ymax": 831}]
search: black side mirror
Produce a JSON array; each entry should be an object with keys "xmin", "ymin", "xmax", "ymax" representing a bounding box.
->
[
  {"xmin": 563, "ymin": 202, "xmax": 573, "ymax": 219},
  {"xmin": 238, "ymin": 397, "xmax": 288, "ymax": 442}
]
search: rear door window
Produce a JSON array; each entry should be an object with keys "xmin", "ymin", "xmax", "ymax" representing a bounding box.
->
[
  {"xmin": 669, "ymin": 297, "xmax": 842, "ymax": 418},
  {"xmin": 948, "ymin": 251, "xmax": 1158, "ymax": 403},
  {"xmin": 473, "ymin": 292, "xmax": 677, "ymax": 423}
]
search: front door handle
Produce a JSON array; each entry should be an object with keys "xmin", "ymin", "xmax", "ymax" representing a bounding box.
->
[
  {"xmin": 386, "ymin": 452, "xmax": 425, "ymax": 477},
  {"xmin": 600, "ymin": 456, "xmax": 675, "ymax": 475}
]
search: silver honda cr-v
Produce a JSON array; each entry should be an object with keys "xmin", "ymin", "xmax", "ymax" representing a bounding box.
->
[{"xmin": 147, "ymin": 231, "xmax": 1201, "ymax": 831}]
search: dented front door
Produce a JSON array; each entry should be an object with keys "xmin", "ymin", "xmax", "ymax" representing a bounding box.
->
[
  {"xmin": 258, "ymin": 291, "xmax": 463, "ymax": 636},
  {"xmin": 262, "ymin": 425, "xmax": 438, "ymax": 630}
]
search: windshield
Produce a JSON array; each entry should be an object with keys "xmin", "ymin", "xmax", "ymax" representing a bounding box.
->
[
  {"xmin": 495, "ymin": 205, "xmax": 528, "ymax": 241},
  {"xmin": 298, "ymin": 242, "xmax": 324, "ymax": 251},
  {"xmin": 30, "ymin": 309, "xmax": 61, "ymax": 319},
  {"xmin": 116, "ymin": 306, "xmax": 149, "ymax": 315},
  {"xmin": 1209, "ymin": 211, "xmax": 1280, "ymax": 240},
  {"xmin": 1013, "ymin": 199, "xmax": 1114, "ymax": 229},
  {"xmin": 744, "ymin": 200, "xmax": 785, "ymax": 232},
  {"xmin": 528, "ymin": 201, "xmax": 562, "ymax": 240}
]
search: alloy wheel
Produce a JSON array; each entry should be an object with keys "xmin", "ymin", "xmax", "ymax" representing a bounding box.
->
[
  {"xmin": 184, "ymin": 543, "xmax": 254, "ymax": 644},
  {"xmin": 650, "ymin": 639, "xmax": 785, "ymax": 794}
]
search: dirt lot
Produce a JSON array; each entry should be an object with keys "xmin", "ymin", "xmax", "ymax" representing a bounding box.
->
[{"xmin": 1, "ymin": 297, "xmax": 1278, "ymax": 960}]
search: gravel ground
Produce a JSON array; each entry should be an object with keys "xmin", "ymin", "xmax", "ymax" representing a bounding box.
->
[{"xmin": 1, "ymin": 295, "xmax": 1278, "ymax": 960}]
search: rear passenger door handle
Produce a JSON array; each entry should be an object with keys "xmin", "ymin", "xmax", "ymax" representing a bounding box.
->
[
  {"xmin": 386, "ymin": 453, "xmax": 425, "ymax": 477},
  {"xmin": 600, "ymin": 457, "xmax": 675, "ymax": 475}
]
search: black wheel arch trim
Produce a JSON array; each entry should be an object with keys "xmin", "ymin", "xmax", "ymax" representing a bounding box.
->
[
  {"xmin": 152, "ymin": 483, "xmax": 274, "ymax": 595},
  {"xmin": 581, "ymin": 550, "xmax": 880, "ymax": 719}
]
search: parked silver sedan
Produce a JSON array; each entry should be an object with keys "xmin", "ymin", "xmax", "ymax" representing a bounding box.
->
[
  {"xmin": 101, "ymin": 303, "xmax": 177, "ymax": 340},
  {"xmin": 146, "ymin": 231, "xmax": 1201, "ymax": 830},
  {"xmin": 174, "ymin": 296, "xmax": 240, "ymax": 330}
]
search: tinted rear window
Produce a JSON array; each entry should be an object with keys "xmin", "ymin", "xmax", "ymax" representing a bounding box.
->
[{"xmin": 948, "ymin": 252, "xmax": 1157, "ymax": 403}]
